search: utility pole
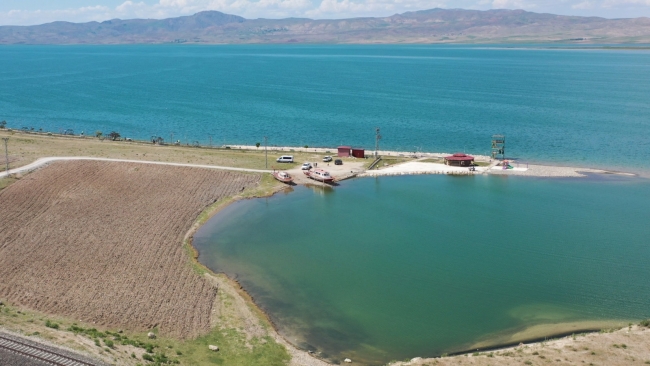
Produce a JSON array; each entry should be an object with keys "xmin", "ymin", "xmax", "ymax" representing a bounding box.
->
[
  {"xmin": 374, "ymin": 127, "xmax": 381, "ymax": 158},
  {"xmin": 264, "ymin": 136, "xmax": 268, "ymax": 169},
  {"xmin": 2, "ymin": 138, "xmax": 9, "ymax": 174},
  {"xmin": 170, "ymin": 132, "xmax": 174, "ymax": 145},
  {"xmin": 208, "ymin": 134, "xmax": 213, "ymax": 148}
]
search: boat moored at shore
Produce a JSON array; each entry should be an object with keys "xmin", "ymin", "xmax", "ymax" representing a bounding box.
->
[
  {"xmin": 273, "ymin": 170, "xmax": 294, "ymax": 184},
  {"xmin": 304, "ymin": 168, "xmax": 335, "ymax": 183}
]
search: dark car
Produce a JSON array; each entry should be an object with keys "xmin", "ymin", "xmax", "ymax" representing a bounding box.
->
[{"xmin": 334, "ymin": 159, "xmax": 343, "ymax": 165}]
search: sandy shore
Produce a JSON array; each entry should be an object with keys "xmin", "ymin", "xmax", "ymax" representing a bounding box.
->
[
  {"xmin": 391, "ymin": 323, "xmax": 650, "ymax": 366},
  {"xmin": 228, "ymin": 144, "xmax": 492, "ymax": 160},
  {"xmin": 229, "ymin": 144, "xmax": 634, "ymax": 179},
  {"xmin": 361, "ymin": 160, "xmax": 632, "ymax": 178}
]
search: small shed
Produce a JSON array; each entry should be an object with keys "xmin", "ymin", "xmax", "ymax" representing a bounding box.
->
[
  {"xmin": 337, "ymin": 146, "xmax": 351, "ymax": 157},
  {"xmin": 351, "ymin": 148, "xmax": 365, "ymax": 158},
  {"xmin": 444, "ymin": 153, "xmax": 475, "ymax": 167}
]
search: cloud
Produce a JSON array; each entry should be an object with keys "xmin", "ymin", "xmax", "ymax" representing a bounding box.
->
[
  {"xmin": 602, "ymin": 0, "xmax": 650, "ymax": 6},
  {"xmin": 572, "ymin": 0, "xmax": 593, "ymax": 8},
  {"xmin": 306, "ymin": 0, "xmax": 447, "ymax": 18},
  {"xmin": 491, "ymin": 0, "xmax": 534, "ymax": 9}
]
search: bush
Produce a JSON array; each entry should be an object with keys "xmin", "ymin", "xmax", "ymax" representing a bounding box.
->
[
  {"xmin": 104, "ymin": 339, "xmax": 114, "ymax": 348},
  {"xmin": 142, "ymin": 353, "xmax": 154, "ymax": 361},
  {"xmin": 45, "ymin": 320, "xmax": 59, "ymax": 329},
  {"xmin": 640, "ymin": 319, "xmax": 650, "ymax": 327}
]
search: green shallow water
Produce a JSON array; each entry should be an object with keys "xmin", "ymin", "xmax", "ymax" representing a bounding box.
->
[{"xmin": 194, "ymin": 175, "xmax": 650, "ymax": 364}]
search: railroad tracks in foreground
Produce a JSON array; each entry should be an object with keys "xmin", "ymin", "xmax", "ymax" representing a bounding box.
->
[{"xmin": 0, "ymin": 333, "xmax": 103, "ymax": 366}]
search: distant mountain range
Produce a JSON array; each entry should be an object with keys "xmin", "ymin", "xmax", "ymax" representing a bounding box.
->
[{"xmin": 2, "ymin": 8, "xmax": 650, "ymax": 44}]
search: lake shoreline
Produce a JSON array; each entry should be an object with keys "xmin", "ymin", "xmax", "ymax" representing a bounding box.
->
[{"xmin": 190, "ymin": 176, "xmax": 648, "ymax": 365}]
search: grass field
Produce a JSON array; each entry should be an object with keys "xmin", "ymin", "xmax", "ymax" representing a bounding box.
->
[
  {"xmin": 0, "ymin": 288, "xmax": 291, "ymax": 366},
  {"xmin": 0, "ymin": 130, "xmax": 334, "ymax": 172}
]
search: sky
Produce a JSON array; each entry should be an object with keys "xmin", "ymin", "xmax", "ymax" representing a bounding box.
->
[{"xmin": 0, "ymin": 0, "xmax": 648, "ymax": 26}]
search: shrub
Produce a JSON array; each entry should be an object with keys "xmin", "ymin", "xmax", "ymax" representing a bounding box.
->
[
  {"xmin": 640, "ymin": 319, "xmax": 650, "ymax": 327},
  {"xmin": 45, "ymin": 320, "xmax": 59, "ymax": 329},
  {"xmin": 142, "ymin": 353, "xmax": 154, "ymax": 361},
  {"xmin": 104, "ymin": 339, "xmax": 114, "ymax": 348}
]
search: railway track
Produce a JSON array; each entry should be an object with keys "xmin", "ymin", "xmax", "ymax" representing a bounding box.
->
[{"xmin": 0, "ymin": 334, "xmax": 102, "ymax": 366}]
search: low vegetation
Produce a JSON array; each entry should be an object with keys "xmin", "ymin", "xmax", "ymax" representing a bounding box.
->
[
  {"xmin": 1, "ymin": 302, "xmax": 290, "ymax": 366},
  {"xmin": 0, "ymin": 129, "xmax": 337, "ymax": 172}
]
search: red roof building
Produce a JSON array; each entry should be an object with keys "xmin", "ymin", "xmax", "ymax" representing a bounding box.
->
[
  {"xmin": 337, "ymin": 146, "xmax": 351, "ymax": 157},
  {"xmin": 351, "ymin": 148, "xmax": 365, "ymax": 158},
  {"xmin": 444, "ymin": 153, "xmax": 475, "ymax": 167}
]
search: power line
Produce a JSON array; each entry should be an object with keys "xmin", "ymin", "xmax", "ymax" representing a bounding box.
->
[
  {"xmin": 2, "ymin": 138, "xmax": 9, "ymax": 174},
  {"xmin": 264, "ymin": 136, "xmax": 268, "ymax": 169},
  {"xmin": 374, "ymin": 127, "xmax": 382, "ymax": 158}
]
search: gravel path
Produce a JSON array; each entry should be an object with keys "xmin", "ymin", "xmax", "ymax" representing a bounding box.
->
[{"xmin": 0, "ymin": 331, "xmax": 106, "ymax": 366}]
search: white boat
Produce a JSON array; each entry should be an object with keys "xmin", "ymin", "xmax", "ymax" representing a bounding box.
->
[
  {"xmin": 304, "ymin": 168, "xmax": 335, "ymax": 183},
  {"xmin": 272, "ymin": 170, "xmax": 294, "ymax": 184}
]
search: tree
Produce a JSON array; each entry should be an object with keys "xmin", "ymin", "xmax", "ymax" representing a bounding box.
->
[
  {"xmin": 108, "ymin": 131, "xmax": 121, "ymax": 141},
  {"xmin": 0, "ymin": 120, "xmax": 6, "ymax": 129},
  {"xmin": 255, "ymin": 142, "xmax": 261, "ymax": 149},
  {"xmin": 95, "ymin": 131, "xmax": 103, "ymax": 138}
]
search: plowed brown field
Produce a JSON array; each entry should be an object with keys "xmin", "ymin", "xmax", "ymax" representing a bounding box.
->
[{"xmin": 0, "ymin": 160, "xmax": 260, "ymax": 339}]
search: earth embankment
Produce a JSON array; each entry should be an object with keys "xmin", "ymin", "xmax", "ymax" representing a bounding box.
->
[{"xmin": 0, "ymin": 160, "xmax": 260, "ymax": 339}]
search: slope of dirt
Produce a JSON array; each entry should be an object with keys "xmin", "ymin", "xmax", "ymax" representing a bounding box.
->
[
  {"xmin": 0, "ymin": 160, "xmax": 260, "ymax": 339},
  {"xmin": 392, "ymin": 325, "xmax": 650, "ymax": 366}
]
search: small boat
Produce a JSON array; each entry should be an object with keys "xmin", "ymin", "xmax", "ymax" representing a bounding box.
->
[
  {"xmin": 304, "ymin": 168, "xmax": 335, "ymax": 183},
  {"xmin": 273, "ymin": 170, "xmax": 294, "ymax": 184}
]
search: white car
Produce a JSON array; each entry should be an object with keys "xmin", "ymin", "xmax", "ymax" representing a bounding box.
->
[
  {"xmin": 322, "ymin": 156, "xmax": 332, "ymax": 162},
  {"xmin": 301, "ymin": 162, "xmax": 312, "ymax": 170},
  {"xmin": 276, "ymin": 155, "xmax": 294, "ymax": 163}
]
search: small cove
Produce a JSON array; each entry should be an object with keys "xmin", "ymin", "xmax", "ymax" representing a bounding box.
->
[{"xmin": 194, "ymin": 174, "xmax": 650, "ymax": 364}]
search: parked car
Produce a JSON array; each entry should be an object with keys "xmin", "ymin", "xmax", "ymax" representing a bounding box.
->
[
  {"xmin": 334, "ymin": 159, "xmax": 343, "ymax": 165},
  {"xmin": 323, "ymin": 156, "xmax": 332, "ymax": 162},
  {"xmin": 276, "ymin": 155, "xmax": 294, "ymax": 163},
  {"xmin": 301, "ymin": 162, "xmax": 313, "ymax": 170}
]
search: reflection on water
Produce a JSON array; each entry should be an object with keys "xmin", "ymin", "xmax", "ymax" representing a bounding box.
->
[{"xmin": 194, "ymin": 175, "xmax": 650, "ymax": 364}]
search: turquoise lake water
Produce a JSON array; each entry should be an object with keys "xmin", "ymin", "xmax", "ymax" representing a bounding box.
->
[
  {"xmin": 3, "ymin": 45, "xmax": 650, "ymax": 363},
  {"xmin": 194, "ymin": 174, "xmax": 650, "ymax": 364},
  {"xmin": 1, "ymin": 45, "xmax": 649, "ymax": 172}
]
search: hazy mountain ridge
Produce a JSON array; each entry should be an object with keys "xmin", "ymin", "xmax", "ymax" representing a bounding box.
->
[{"xmin": 2, "ymin": 8, "xmax": 650, "ymax": 44}]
